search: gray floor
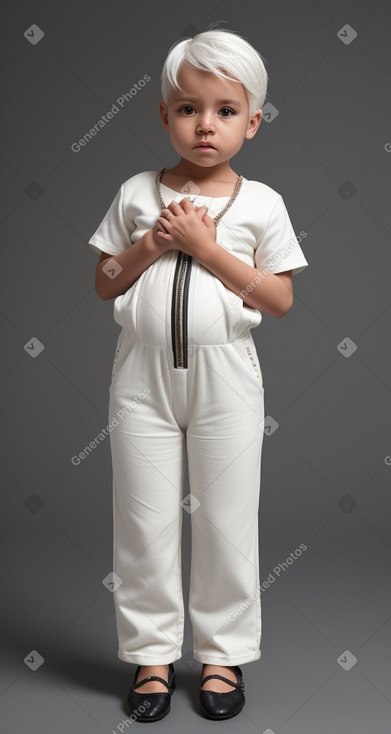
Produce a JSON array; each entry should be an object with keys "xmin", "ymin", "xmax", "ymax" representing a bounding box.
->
[
  {"xmin": 1, "ymin": 0, "xmax": 391, "ymax": 732},
  {"xmin": 1, "ymin": 504, "xmax": 391, "ymax": 732}
]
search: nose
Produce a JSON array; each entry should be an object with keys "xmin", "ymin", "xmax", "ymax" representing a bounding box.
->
[{"xmin": 196, "ymin": 111, "xmax": 215, "ymax": 135}]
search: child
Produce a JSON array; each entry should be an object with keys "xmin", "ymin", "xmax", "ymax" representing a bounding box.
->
[{"xmin": 88, "ymin": 27, "xmax": 308, "ymax": 722}]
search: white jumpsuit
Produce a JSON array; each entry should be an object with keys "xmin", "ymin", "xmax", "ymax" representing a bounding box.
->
[{"xmin": 88, "ymin": 170, "xmax": 309, "ymax": 666}]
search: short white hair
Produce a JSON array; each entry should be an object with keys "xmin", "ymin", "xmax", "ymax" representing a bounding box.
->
[{"xmin": 160, "ymin": 27, "xmax": 268, "ymax": 119}]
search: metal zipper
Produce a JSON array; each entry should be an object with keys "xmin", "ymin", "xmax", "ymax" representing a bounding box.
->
[{"xmin": 171, "ymin": 251, "xmax": 192, "ymax": 368}]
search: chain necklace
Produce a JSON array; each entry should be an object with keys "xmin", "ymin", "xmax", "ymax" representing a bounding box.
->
[{"xmin": 155, "ymin": 167, "xmax": 243, "ymax": 226}]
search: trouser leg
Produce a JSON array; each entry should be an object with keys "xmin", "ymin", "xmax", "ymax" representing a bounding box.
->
[
  {"xmin": 186, "ymin": 341, "xmax": 264, "ymax": 665},
  {"xmin": 109, "ymin": 341, "xmax": 185, "ymax": 664}
]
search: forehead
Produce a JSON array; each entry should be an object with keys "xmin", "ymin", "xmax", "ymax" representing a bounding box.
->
[{"xmin": 169, "ymin": 63, "xmax": 247, "ymax": 105}]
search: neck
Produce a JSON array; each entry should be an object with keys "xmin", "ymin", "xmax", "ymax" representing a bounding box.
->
[{"xmin": 168, "ymin": 161, "xmax": 236, "ymax": 184}]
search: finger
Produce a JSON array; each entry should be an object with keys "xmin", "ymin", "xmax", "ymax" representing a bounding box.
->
[
  {"xmin": 157, "ymin": 217, "xmax": 171, "ymax": 232},
  {"xmin": 166, "ymin": 201, "xmax": 182, "ymax": 212},
  {"xmin": 195, "ymin": 205, "xmax": 209, "ymax": 218},
  {"xmin": 178, "ymin": 197, "xmax": 195, "ymax": 209}
]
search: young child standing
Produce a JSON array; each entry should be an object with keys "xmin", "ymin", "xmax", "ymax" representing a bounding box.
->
[{"xmin": 88, "ymin": 28, "xmax": 308, "ymax": 722}]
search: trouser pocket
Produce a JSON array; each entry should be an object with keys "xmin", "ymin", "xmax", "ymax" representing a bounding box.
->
[
  {"xmin": 111, "ymin": 329, "xmax": 126, "ymax": 381},
  {"xmin": 231, "ymin": 336, "xmax": 264, "ymax": 389}
]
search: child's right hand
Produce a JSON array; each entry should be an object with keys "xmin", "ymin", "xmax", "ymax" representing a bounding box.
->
[{"xmin": 151, "ymin": 202, "xmax": 209, "ymax": 251}]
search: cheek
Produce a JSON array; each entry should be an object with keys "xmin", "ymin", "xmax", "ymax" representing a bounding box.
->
[
  {"xmin": 175, "ymin": 123, "xmax": 192, "ymax": 140},
  {"xmin": 174, "ymin": 127, "xmax": 188, "ymax": 142},
  {"xmin": 225, "ymin": 125, "xmax": 245, "ymax": 147}
]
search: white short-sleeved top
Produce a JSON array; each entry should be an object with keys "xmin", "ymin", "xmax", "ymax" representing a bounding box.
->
[{"xmin": 88, "ymin": 170, "xmax": 309, "ymax": 344}]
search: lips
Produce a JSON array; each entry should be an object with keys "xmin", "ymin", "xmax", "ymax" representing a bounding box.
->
[{"xmin": 195, "ymin": 143, "xmax": 215, "ymax": 149}]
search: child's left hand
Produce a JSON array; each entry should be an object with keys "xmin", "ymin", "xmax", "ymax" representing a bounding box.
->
[{"xmin": 156, "ymin": 197, "xmax": 217, "ymax": 257}]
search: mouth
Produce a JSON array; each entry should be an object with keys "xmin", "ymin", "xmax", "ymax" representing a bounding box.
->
[{"xmin": 194, "ymin": 143, "xmax": 216, "ymax": 149}]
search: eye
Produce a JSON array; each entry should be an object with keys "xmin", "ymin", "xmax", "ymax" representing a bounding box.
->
[{"xmin": 178, "ymin": 106, "xmax": 236, "ymax": 117}]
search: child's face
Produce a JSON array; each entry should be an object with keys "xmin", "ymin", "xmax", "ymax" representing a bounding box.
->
[{"xmin": 159, "ymin": 64, "xmax": 262, "ymax": 169}]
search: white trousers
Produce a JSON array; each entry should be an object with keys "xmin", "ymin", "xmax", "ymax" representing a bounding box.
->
[{"xmin": 108, "ymin": 331, "xmax": 264, "ymax": 666}]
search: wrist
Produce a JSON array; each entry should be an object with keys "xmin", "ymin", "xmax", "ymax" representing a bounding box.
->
[
  {"xmin": 195, "ymin": 236, "xmax": 219, "ymax": 266},
  {"xmin": 144, "ymin": 229, "xmax": 163, "ymax": 260}
]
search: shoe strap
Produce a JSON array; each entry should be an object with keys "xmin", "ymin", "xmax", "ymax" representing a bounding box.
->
[
  {"xmin": 200, "ymin": 673, "xmax": 244, "ymax": 690},
  {"xmin": 133, "ymin": 674, "xmax": 171, "ymax": 691}
]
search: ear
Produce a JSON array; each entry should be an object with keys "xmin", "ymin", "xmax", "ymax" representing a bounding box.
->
[
  {"xmin": 245, "ymin": 109, "xmax": 262, "ymax": 140},
  {"xmin": 159, "ymin": 100, "xmax": 169, "ymax": 132}
]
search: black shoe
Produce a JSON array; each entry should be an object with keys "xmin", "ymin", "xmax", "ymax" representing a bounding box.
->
[
  {"xmin": 199, "ymin": 665, "xmax": 245, "ymax": 720},
  {"xmin": 128, "ymin": 663, "xmax": 176, "ymax": 722}
]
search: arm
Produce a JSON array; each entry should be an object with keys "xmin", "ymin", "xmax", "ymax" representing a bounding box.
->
[
  {"xmin": 197, "ymin": 243, "xmax": 293, "ymax": 318},
  {"xmin": 94, "ymin": 199, "xmax": 211, "ymax": 300},
  {"xmin": 156, "ymin": 199, "xmax": 294, "ymax": 318},
  {"xmin": 94, "ymin": 229, "xmax": 162, "ymax": 300}
]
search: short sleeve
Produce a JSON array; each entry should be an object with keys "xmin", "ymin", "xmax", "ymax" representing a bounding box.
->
[
  {"xmin": 88, "ymin": 184, "xmax": 133, "ymax": 256},
  {"xmin": 254, "ymin": 195, "xmax": 309, "ymax": 276}
]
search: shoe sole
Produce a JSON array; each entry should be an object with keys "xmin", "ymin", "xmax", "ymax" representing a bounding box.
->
[
  {"xmin": 199, "ymin": 701, "xmax": 245, "ymax": 720},
  {"xmin": 128, "ymin": 704, "xmax": 171, "ymax": 722}
]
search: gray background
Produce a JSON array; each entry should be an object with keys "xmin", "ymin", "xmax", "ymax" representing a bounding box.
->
[{"xmin": 1, "ymin": 0, "xmax": 391, "ymax": 732}]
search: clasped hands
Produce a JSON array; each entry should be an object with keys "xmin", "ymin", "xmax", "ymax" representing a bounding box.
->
[{"xmin": 152, "ymin": 197, "xmax": 217, "ymax": 258}]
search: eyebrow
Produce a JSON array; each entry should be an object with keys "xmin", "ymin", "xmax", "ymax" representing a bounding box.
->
[{"xmin": 171, "ymin": 96, "xmax": 242, "ymax": 107}]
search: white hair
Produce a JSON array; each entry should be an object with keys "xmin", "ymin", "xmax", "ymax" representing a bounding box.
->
[{"xmin": 160, "ymin": 26, "xmax": 268, "ymax": 119}]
